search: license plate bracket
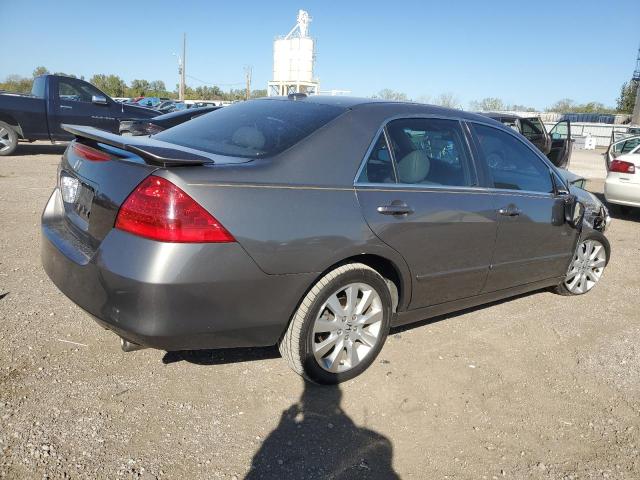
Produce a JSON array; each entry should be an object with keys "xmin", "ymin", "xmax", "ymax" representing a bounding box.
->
[{"xmin": 74, "ymin": 183, "xmax": 95, "ymax": 221}]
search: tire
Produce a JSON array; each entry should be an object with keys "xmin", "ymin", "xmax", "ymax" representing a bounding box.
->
[
  {"xmin": 279, "ymin": 263, "xmax": 392, "ymax": 384},
  {"xmin": 0, "ymin": 121, "xmax": 18, "ymax": 156},
  {"xmin": 555, "ymin": 230, "xmax": 610, "ymax": 296}
]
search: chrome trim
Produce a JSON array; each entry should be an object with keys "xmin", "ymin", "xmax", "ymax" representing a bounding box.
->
[
  {"xmin": 188, "ymin": 182, "xmax": 354, "ymax": 192},
  {"xmin": 382, "ymin": 127, "xmax": 398, "ymax": 183},
  {"xmin": 91, "ymin": 95, "xmax": 108, "ymax": 105},
  {"xmin": 355, "ymin": 183, "xmax": 493, "ymax": 195},
  {"xmin": 485, "ymin": 188, "xmax": 555, "ymax": 199}
]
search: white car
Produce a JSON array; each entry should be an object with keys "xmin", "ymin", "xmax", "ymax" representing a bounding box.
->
[{"xmin": 604, "ymin": 135, "xmax": 640, "ymax": 211}]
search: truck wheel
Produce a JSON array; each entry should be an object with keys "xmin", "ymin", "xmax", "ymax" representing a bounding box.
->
[
  {"xmin": 279, "ymin": 263, "xmax": 392, "ymax": 384},
  {"xmin": 0, "ymin": 122, "xmax": 18, "ymax": 156}
]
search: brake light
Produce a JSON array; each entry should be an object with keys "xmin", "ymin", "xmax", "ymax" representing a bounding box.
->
[
  {"xmin": 71, "ymin": 142, "xmax": 110, "ymax": 162},
  {"xmin": 609, "ymin": 160, "xmax": 636, "ymax": 174},
  {"xmin": 115, "ymin": 176, "xmax": 235, "ymax": 243}
]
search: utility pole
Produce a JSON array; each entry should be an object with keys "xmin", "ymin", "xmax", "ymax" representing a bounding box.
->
[
  {"xmin": 245, "ymin": 65, "xmax": 252, "ymax": 100},
  {"xmin": 632, "ymin": 44, "xmax": 640, "ymax": 125},
  {"xmin": 179, "ymin": 33, "xmax": 187, "ymax": 101}
]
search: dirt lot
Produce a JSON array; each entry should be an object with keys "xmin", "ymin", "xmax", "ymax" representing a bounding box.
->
[{"xmin": 1, "ymin": 143, "xmax": 639, "ymax": 479}]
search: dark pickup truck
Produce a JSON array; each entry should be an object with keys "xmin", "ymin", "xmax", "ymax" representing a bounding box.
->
[{"xmin": 0, "ymin": 75, "xmax": 157, "ymax": 156}]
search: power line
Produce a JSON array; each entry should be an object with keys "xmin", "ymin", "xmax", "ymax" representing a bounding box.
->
[{"xmin": 186, "ymin": 74, "xmax": 244, "ymax": 87}]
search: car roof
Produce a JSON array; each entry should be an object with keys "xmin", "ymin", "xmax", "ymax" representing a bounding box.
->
[{"xmin": 259, "ymin": 95, "xmax": 498, "ymax": 124}]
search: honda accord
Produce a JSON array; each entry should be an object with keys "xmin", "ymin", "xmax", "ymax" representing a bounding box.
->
[{"xmin": 41, "ymin": 96, "xmax": 610, "ymax": 384}]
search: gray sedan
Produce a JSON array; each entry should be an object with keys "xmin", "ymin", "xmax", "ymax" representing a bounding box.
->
[{"xmin": 41, "ymin": 96, "xmax": 610, "ymax": 384}]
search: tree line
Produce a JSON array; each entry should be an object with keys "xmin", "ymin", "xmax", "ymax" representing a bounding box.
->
[
  {"xmin": 1, "ymin": 66, "xmax": 636, "ymax": 114},
  {"xmin": 0, "ymin": 66, "xmax": 267, "ymax": 101},
  {"xmin": 373, "ymin": 84, "xmax": 637, "ymax": 114}
]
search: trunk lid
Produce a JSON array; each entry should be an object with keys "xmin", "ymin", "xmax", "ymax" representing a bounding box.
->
[{"xmin": 55, "ymin": 125, "xmax": 219, "ymax": 250}]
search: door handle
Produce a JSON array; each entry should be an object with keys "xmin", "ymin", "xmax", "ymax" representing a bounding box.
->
[
  {"xmin": 60, "ymin": 105, "xmax": 73, "ymax": 110},
  {"xmin": 377, "ymin": 202, "xmax": 414, "ymax": 216},
  {"xmin": 498, "ymin": 206, "xmax": 521, "ymax": 216}
]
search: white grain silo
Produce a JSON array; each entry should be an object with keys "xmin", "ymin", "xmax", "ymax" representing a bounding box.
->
[{"xmin": 268, "ymin": 10, "xmax": 319, "ymax": 96}]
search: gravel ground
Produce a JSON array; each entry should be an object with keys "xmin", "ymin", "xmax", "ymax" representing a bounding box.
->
[{"xmin": 1, "ymin": 143, "xmax": 639, "ymax": 479}]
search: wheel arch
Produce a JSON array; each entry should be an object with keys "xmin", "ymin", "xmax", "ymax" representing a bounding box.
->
[
  {"xmin": 0, "ymin": 114, "xmax": 23, "ymax": 138},
  {"xmin": 285, "ymin": 252, "xmax": 411, "ymax": 333}
]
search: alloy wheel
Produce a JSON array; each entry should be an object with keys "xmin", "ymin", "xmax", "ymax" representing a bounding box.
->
[
  {"xmin": 0, "ymin": 127, "xmax": 13, "ymax": 152},
  {"xmin": 312, "ymin": 282, "xmax": 383, "ymax": 373},
  {"xmin": 564, "ymin": 239, "xmax": 607, "ymax": 294}
]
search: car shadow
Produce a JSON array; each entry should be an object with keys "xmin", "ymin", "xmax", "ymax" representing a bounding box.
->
[
  {"xmin": 591, "ymin": 192, "xmax": 640, "ymax": 223},
  {"xmin": 244, "ymin": 380, "xmax": 399, "ymax": 479},
  {"xmin": 162, "ymin": 345, "xmax": 280, "ymax": 366},
  {"xmin": 13, "ymin": 143, "xmax": 68, "ymax": 156}
]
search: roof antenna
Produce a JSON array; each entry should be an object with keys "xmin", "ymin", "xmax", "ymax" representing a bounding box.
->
[{"xmin": 288, "ymin": 92, "xmax": 308, "ymax": 101}]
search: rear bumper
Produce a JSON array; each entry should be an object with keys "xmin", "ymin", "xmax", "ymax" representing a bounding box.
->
[
  {"xmin": 604, "ymin": 177, "xmax": 640, "ymax": 208},
  {"xmin": 41, "ymin": 188, "xmax": 316, "ymax": 351}
]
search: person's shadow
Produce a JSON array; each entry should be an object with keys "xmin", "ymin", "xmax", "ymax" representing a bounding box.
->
[{"xmin": 245, "ymin": 380, "xmax": 398, "ymax": 480}]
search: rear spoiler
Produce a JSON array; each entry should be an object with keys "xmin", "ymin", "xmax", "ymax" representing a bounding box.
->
[{"xmin": 62, "ymin": 124, "xmax": 213, "ymax": 167}]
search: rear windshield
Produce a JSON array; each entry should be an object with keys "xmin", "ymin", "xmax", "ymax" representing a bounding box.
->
[{"xmin": 153, "ymin": 99, "xmax": 346, "ymax": 158}]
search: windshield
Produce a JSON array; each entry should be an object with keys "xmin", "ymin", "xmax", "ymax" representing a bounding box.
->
[{"xmin": 153, "ymin": 99, "xmax": 346, "ymax": 158}]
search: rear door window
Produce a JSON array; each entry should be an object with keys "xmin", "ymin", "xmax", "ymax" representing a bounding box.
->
[
  {"xmin": 357, "ymin": 133, "xmax": 395, "ymax": 183},
  {"xmin": 472, "ymin": 123, "xmax": 553, "ymax": 193},
  {"xmin": 383, "ymin": 118, "xmax": 475, "ymax": 187},
  {"xmin": 154, "ymin": 100, "xmax": 345, "ymax": 158}
]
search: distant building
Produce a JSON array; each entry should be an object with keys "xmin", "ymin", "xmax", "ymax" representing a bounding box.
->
[{"xmin": 268, "ymin": 10, "xmax": 319, "ymax": 96}]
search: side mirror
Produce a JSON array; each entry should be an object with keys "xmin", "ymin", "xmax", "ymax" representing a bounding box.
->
[
  {"xmin": 92, "ymin": 95, "xmax": 108, "ymax": 105},
  {"xmin": 564, "ymin": 195, "xmax": 584, "ymax": 227}
]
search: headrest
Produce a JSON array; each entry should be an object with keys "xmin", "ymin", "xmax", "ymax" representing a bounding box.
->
[
  {"xmin": 232, "ymin": 126, "xmax": 265, "ymax": 150},
  {"xmin": 397, "ymin": 150, "xmax": 430, "ymax": 184}
]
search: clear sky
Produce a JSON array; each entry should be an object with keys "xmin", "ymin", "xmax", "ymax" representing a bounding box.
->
[{"xmin": 1, "ymin": 0, "xmax": 638, "ymax": 109}]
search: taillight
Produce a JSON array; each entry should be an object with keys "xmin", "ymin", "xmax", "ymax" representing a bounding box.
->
[
  {"xmin": 609, "ymin": 160, "xmax": 636, "ymax": 174},
  {"xmin": 115, "ymin": 176, "xmax": 235, "ymax": 243},
  {"xmin": 71, "ymin": 142, "xmax": 110, "ymax": 162}
]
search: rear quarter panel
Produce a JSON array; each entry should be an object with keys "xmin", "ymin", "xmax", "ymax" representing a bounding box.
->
[
  {"xmin": 156, "ymin": 106, "xmax": 414, "ymax": 301},
  {"xmin": 159, "ymin": 170, "xmax": 411, "ymax": 279}
]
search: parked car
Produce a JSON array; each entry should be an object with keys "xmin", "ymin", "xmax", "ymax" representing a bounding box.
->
[
  {"xmin": 604, "ymin": 134, "xmax": 640, "ymax": 211},
  {"xmin": 119, "ymin": 106, "xmax": 220, "ymax": 136},
  {"xmin": 0, "ymin": 75, "xmax": 157, "ymax": 156},
  {"xmin": 41, "ymin": 97, "xmax": 610, "ymax": 384},
  {"xmin": 186, "ymin": 100, "xmax": 222, "ymax": 109},
  {"xmin": 155, "ymin": 101, "xmax": 190, "ymax": 114},
  {"xmin": 605, "ymin": 134, "xmax": 640, "ymax": 167},
  {"xmin": 480, "ymin": 113, "xmax": 572, "ymax": 169},
  {"xmin": 135, "ymin": 97, "xmax": 163, "ymax": 108}
]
